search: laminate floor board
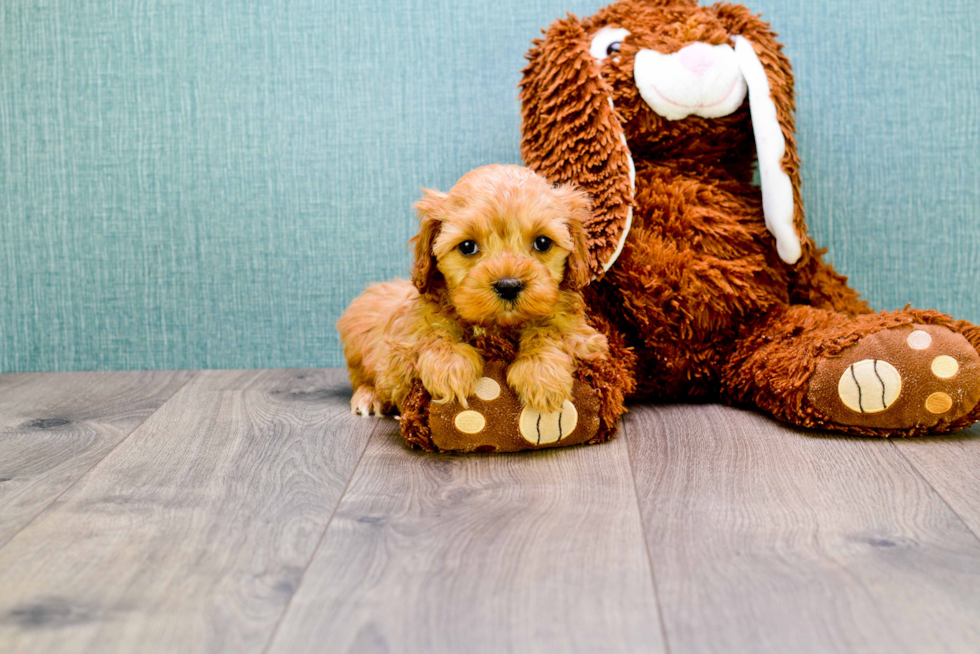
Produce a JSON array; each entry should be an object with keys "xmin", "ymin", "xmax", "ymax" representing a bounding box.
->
[
  {"xmin": 0, "ymin": 368, "xmax": 377, "ymax": 654},
  {"xmin": 0, "ymin": 370, "xmax": 195, "ymax": 547},
  {"xmin": 891, "ymin": 425, "xmax": 980, "ymax": 537},
  {"xmin": 625, "ymin": 404, "xmax": 980, "ymax": 654},
  {"xmin": 265, "ymin": 419, "xmax": 667, "ymax": 654}
]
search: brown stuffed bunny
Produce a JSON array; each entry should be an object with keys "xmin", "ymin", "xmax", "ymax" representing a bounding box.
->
[{"xmin": 518, "ymin": 0, "xmax": 980, "ymax": 436}]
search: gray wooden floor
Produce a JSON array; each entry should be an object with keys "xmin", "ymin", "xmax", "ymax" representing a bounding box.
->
[{"xmin": 1, "ymin": 369, "xmax": 979, "ymax": 654}]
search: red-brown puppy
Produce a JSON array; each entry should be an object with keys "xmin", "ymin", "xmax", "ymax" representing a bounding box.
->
[{"xmin": 337, "ymin": 164, "xmax": 609, "ymax": 416}]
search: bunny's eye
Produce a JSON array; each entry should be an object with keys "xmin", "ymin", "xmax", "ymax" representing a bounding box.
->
[
  {"xmin": 590, "ymin": 26, "xmax": 630, "ymax": 61},
  {"xmin": 457, "ymin": 240, "xmax": 479, "ymax": 256}
]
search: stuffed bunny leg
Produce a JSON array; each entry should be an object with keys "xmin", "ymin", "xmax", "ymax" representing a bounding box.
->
[{"xmin": 720, "ymin": 305, "xmax": 980, "ymax": 436}]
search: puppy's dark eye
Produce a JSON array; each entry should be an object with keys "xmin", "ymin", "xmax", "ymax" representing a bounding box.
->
[
  {"xmin": 533, "ymin": 236, "xmax": 553, "ymax": 253},
  {"xmin": 457, "ymin": 240, "xmax": 479, "ymax": 256},
  {"xmin": 606, "ymin": 42, "xmax": 622, "ymax": 56}
]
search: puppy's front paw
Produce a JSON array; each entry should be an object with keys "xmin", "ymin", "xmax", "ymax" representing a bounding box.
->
[
  {"xmin": 418, "ymin": 345, "xmax": 484, "ymax": 408},
  {"xmin": 507, "ymin": 355, "xmax": 573, "ymax": 413},
  {"xmin": 575, "ymin": 333, "xmax": 609, "ymax": 362}
]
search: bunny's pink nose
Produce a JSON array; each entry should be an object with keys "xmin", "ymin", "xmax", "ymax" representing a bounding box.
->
[{"xmin": 678, "ymin": 42, "xmax": 715, "ymax": 76}]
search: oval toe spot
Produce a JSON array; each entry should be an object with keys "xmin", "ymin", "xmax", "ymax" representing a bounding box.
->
[
  {"xmin": 925, "ymin": 392, "xmax": 953, "ymax": 414},
  {"xmin": 454, "ymin": 410, "xmax": 486, "ymax": 434},
  {"xmin": 907, "ymin": 330, "xmax": 933, "ymax": 350},
  {"xmin": 474, "ymin": 377, "xmax": 501, "ymax": 401},
  {"xmin": 931, "ymin": 355, "xmax": 959, "ymax": 379}
]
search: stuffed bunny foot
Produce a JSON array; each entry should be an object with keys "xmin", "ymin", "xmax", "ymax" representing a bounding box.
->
[
  {"xmin": 399, "ymin": 361, "xmax": 613, "ymax": 453},
  {"xmin": 722, "ymin": 306, "xmax": 980, "ymax": 436},
  {"xmin": 808, "ymin": 324, "xmax": 980, "ymax": 431},
  {"xmin": 396, "ymin": 312, "xmax": 635, "ymax": 453}
]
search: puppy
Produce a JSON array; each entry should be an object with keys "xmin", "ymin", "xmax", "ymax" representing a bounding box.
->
[{"xmin": 337, "ymin": 164, "xmax": 609, "ymax": 416}]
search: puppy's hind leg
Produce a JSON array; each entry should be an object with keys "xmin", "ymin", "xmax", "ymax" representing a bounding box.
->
[{"xmin": 351, "ymin": 385, "xmax": 384, "ymax": 416}]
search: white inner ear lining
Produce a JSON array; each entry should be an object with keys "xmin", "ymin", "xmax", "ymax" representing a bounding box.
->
[{"xmin": 733, "ymin": 35, "xmax": 801, "ymax": 265}]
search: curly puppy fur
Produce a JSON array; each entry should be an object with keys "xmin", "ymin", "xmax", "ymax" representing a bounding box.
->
[
  {"xmin": 337, "ymin": 164, "xmax": 609, "ymax": 416},
  {"xmin": 520, "ymin": 0, "xmax": 980, "ymax": 435}
]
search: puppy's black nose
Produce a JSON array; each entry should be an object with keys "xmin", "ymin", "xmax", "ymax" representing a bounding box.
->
[{"xmin": 493, "ymin": 278, "xmax": 524, "ymax": 301}]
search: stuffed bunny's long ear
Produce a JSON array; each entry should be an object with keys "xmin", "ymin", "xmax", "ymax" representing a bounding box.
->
[
  {"xmin": 715, "ymin": 0, "xmax": 811, "ymax": 265},
  {"xmin": 734, "ymin": 35, "xmax": 801, "ymax": 265},
  {"xmin": 520, "ymin": 15, "xmax": 635, "ymax": 280}
]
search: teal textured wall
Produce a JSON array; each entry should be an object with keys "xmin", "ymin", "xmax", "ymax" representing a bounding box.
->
[{"xmin": 1, "ymin": 0, "xmax": 978, "ymax": 372}]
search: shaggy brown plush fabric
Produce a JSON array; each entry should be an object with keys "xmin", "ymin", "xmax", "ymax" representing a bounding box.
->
[{"xmin": 519, "ymin": 0, "xmax": 980, "ymax": 436}]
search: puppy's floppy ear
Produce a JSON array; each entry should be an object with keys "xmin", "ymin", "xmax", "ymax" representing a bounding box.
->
[
  {"xmin": 410, "ymin": 188, "xmax": 447, "ymax": 295},
  {"xmin": 520, "ymin": 14, "xmax": 635, "ymax": 281},
  {"xmin": 554, "ymin": 183, "xmax": 593, "ymax": 291},
  {"xmin": 716, "ymin": 3, "xmax": 809, "ymax": 266}
]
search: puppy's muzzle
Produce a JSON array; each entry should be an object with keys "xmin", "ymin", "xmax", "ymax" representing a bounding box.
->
[{"xmin": 492, "ymin": 278, "xmax": 524, "ymax": 301}]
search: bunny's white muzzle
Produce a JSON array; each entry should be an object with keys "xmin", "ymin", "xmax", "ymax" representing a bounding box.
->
[{"xmin": 634, "ymin": 42, "xmax": 748, "ymax": 121}]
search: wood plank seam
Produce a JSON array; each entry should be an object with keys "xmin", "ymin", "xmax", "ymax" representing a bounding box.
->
[
  {"xmin": 622, "ymin": 412, "xmax": 674, "ymax": 654},
  {"xmin": 0, "ymin": 371, "xmax": 200, "ymax": 551},
  {"xmin": 258, "ymin": 418, "xmax": 384, "ymax": 654},
  {"xmin": 888, "ymin": 441, "xmax": 980, "ymax": 545}
]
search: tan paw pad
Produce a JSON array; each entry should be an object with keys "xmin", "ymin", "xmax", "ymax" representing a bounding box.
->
[
  {"xmin": 474, "ymin": 377, "xmax": 501, "ymax": 401},
  {"xmin": 519, "ymin": 400, "xmax": 578, "ymax": 445},
  {"xmin": 837, "ymin": 359, "xmax": 902, "ymax": 414},
  {"xmin": 907, "ymin": 330, "xmax": 933, "ymax": 350},
  {"xmin": 454, "ymin": 410, "xmax": 486, "ymax": 434},
  {"xmin": 925, "ymin": 392, "xmax": 954, "ymax": 414},
  {"xmin": 931, "ymin": 355, "xmax": 959, "ymax": 379}
]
